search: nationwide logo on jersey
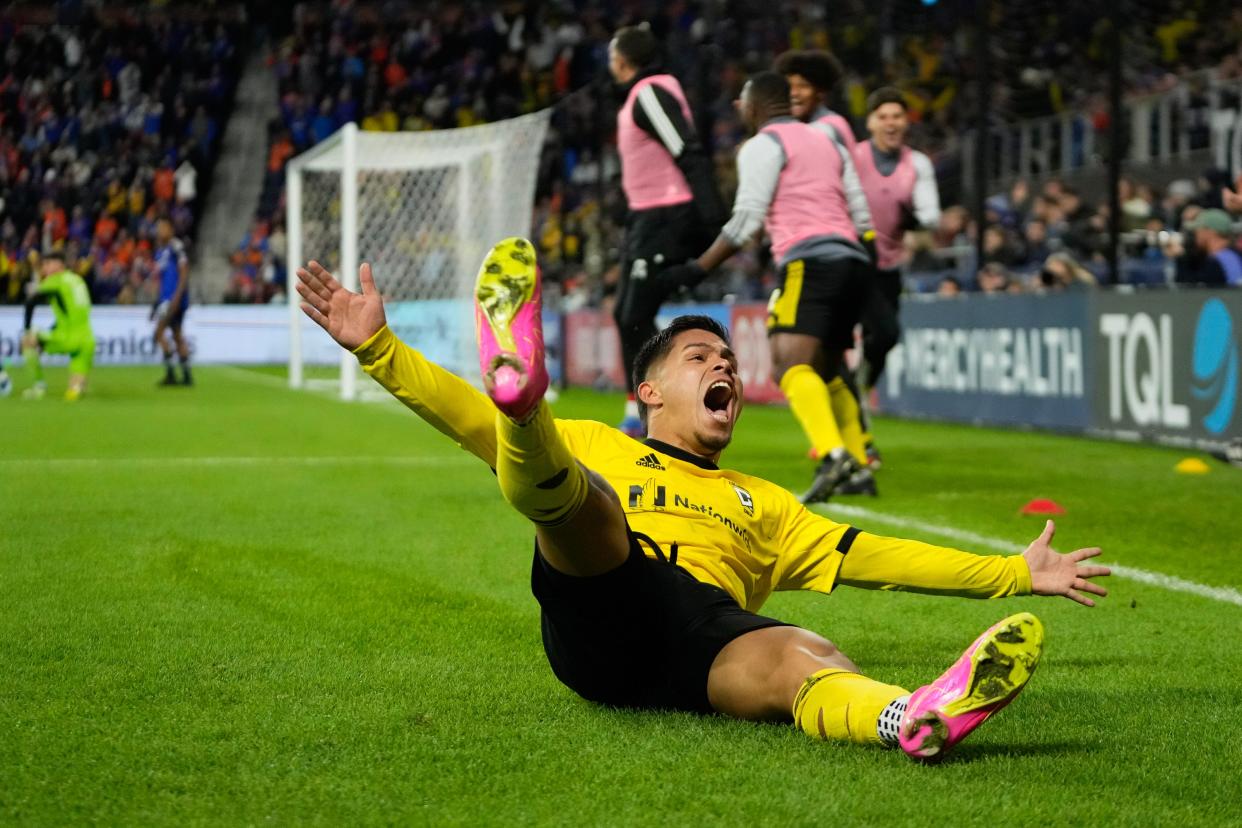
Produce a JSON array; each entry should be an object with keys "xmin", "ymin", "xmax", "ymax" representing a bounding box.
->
[
  {"xmin": 731, "ymin": 483, "xmax": 755, "ymax": 517},
  {"xmin": 635, "ymin": 452, "xmax": 666, "ymax": 470}
]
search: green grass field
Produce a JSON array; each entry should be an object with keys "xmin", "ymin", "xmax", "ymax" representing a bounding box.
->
[{"xmin": 3, "ymin": 366, "xmax": 1241, "ymax": 826}]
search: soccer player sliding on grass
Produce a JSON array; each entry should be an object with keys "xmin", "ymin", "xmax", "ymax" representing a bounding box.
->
[{"xmin": 295, "ymin": 240, "xmax": 1110, "ymax": 761}]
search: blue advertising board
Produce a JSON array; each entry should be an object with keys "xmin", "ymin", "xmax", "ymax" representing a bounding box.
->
[{"xmin": 877, "ymin": 293, "xmax": 1094, "ymax": 431}]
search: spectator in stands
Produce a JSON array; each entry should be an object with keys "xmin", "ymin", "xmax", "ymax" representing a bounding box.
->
[
  {"xmin": 1039, "ymin": 252, "xmax": 1098, "ymax": 292},
  {"xmin": 1174, "ymin": 209, "xmax": 1242, "ymax": 286},
  {"xmin": 936, "ymin": 275, "xmax": 962, "ymax": 296},
  {"xmin": 977, "ymin": 262, "xmax": 1012, "ymax": 294},
  {"xmin": 1019, "ymin": 218, "xmax": 1053, "ymax": 270}
]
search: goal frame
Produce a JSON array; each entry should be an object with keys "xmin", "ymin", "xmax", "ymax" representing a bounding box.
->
[{"xmin": 286, "ymin": 115, "xmax": 549, "ymax": 399}]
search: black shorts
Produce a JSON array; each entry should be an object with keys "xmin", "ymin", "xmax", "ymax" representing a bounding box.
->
[
  {"xmin": 160, "ymin": 302, "xmax": 188, "ymax": 331},
  {"xmin": 531, "ymin": 531, "xmax": 788, "ymax": 713},
  {"xmin": 620, "ymin": 201, "xmax": 711, "ymax": 286},
  {"xmin": 766, "ymin": 256, "xmax": 871, "ymax": 350}
]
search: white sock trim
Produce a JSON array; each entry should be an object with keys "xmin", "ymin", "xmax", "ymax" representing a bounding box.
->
[{"xmin": 876, "ymin": 694, "xmax": 909, "ymax": 747}]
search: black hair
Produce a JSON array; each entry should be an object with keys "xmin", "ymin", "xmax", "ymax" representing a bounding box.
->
[
  {"xmin": 612, "ymin": 25, "xmax": 658, "ymax": 70},
  {"xmin": 632, "ymin": 315, "xmax": 731, "ymax": 426},
  {"xmin": 745, "ymin": 71, "xmax": 791, "ymax": 112},
  {"xmin": 866, "ymin": 86, "xmax": 906, "ymax": 114},
  {"xmin": 773, "ymin": 49, "xmax": 843, "ymax": 93}
]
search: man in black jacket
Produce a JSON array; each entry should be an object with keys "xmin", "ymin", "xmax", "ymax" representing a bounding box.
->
[{"xmin": 609, "ymin": 24, "xmax": 725, "ymax": 437}]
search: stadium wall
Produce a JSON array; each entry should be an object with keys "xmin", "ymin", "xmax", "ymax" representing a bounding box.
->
[
  {"xmin": 0, "ymin": 303, "xmax": 564, "ymax": 387},
  {"xmin": 1, "ymin": 305, "xmax": 342, "ymax": 367},
  {"xmin": 879, "ymin": 290, "xmax": 1241, "ymax": 451},
  {"xmin": 560, "ymin": 291, "xmax": 1240, "ymax": 453}
]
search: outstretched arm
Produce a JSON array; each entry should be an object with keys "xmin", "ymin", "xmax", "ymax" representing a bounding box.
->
[
  {"xmin": 835, "ymin": 519, "xmax": 1109, "ymax": 606},
  {"xmin": 774, "ymin": 494, "xmax": 1109, "ymax": 606},
  {"xmin": 296, "ymin": 261, "xmax": 499, "ymax": 465}
]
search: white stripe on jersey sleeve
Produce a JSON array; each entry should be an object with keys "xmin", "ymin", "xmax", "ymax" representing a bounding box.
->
[{"xmin": 637, "ymin": 84, "xmax": 686, "ymax": 159}]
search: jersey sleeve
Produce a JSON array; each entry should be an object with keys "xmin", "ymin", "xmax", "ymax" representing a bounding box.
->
[
  {"xmin": 768, "ymin": 488, "xmax": 1032, "ymax": 598},
  {"xmin": 835, "ymin": 530, "xmax": 1032, "ymax": 598},
  {"xmin": 353, "ymin": 325, "xmax": 499, "ymax": 464},
  {"xmin": 910, "ymin": 150, "xmax": 942, "ymax": 229},
  {"xmin": 768, "ymin": 488, "xmax": 856, "ymax": 594},
  {"xmin": 632, "ymin": 83, "xmax": 726, "ymax": 230},
  {"xmin": 721, "ymin": 134, "xmax": 783, "ymax": 247}
]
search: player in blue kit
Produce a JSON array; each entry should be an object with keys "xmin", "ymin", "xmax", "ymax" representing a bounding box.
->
[{"xmin": 152, "ymin": 217, "xmax": 193, "ymax": 386}]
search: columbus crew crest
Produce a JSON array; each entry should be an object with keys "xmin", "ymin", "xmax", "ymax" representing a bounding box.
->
[{"xmin": 732, "ymin": 483, "xmax": 754, "ymax": 516}]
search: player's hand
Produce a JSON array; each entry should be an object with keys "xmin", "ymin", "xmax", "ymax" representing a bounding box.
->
[
  {"xmin": 656, "ymin": 260, "xmax": 707, "ymax": 298},
  {"xmin": 1022, "ymin": 520, "xmax": 1110, "ymax": 607},
  {"xmin": 296, "ymin": 260, "xmax": 387, "ymax": 350}
]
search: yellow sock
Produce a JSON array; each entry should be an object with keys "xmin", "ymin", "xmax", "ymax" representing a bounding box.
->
[
  {"xmin": 827, "ymin": 377, "xmax": 866, "ymax": 464},
  {"xmin": 792, "ymin": 669, "xmax": 908, "ymax": 745},
  {"xmin": 779, "ymin": 364, "xmax": 844, "ymax": 459},
  {"xmin": 495, "ymin": 401, "xmax": 589, "ymax": 527}
]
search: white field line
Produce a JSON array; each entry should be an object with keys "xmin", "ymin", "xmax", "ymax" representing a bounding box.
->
[
  {"xmin": 818, "ymin": 502, "xmax": 1242, "ymax": 608},
  {"xmin": 212, "ymin": 365, "xmax": 291, "ymax": 388},
  {"xmin": 214, "ymin": 366, "xmax": 412, "ymax": 412},
  {"xmin": 1, "ymin": 455, "xmax": 471, "ymax": 469}
]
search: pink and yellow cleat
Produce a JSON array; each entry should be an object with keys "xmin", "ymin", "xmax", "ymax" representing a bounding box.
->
[
  {"xmin": 900, "ymin": 612, "xmax": 1044, "ymax": 761},
  {"xmin": 474, "ymin": 237, "xmax": 548, "ymax": 421}
]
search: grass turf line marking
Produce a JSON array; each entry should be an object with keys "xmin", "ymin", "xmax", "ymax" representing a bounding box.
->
[
  {"xmin": 817, "ymin": 502, "xmax": 1242, "ymax": 608},
  {"xmin": 1, "ymin": 456, "xmax": 472, "ymax": 469}
]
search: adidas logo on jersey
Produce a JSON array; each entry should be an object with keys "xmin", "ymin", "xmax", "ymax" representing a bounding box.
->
[{"xmin": 635, "ymin": 453, "xmax": 666, "ymax": 471}]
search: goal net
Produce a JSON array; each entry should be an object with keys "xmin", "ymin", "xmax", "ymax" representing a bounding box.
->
[{"xmin": 287, "ymin": 112, "xmax": 551, "ymax": 398}]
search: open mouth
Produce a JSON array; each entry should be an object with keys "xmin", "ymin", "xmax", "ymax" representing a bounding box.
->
[{"xmin": 703, "ymin": 380, "xmax": 734, "ymax": 424}]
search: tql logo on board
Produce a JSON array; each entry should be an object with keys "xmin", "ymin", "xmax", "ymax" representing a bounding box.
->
[
  {"xmin": 1192, "ymin": 299, "xmax": 1237, "ymax": 435},
  {"xmin": 1099, "ymin": 299, "xmax": 1238, "ymax": 435}
]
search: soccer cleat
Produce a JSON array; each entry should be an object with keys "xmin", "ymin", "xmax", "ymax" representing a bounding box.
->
[
  {"xmin": 474, "ymin": 237, "xmax": 547, "ymax": 421},
  {"xmin": 834, "ymin": 466, "xmax": 878, "ymax": 496},
  {"xmin": 22, "ymin": 382, "xmax": 47, "ymax": 400},
  {"xmin": 799, "ymin": 449, "xmax": 862, "ymax": 504},
  {"xmin": 899, "ymin": 612, "xmax": 1044, "ymax": 762},
  {"xmin": 865, "ymin": 442, "xmax": 882, "ymax": 470},
  {"xmin": 64, "ymin": 387, "xmax": 82, "ymax": 402},
  {"xmin": 158, "ymin": 373, "xmax": 179, "ymax": 387},
  {"xmin": 618, "ymin": 415, "xmax": 645, "ymax": 439},
  {"xmin": 0, "ymin": 370, "xmax": 11, "ymax": 397}
]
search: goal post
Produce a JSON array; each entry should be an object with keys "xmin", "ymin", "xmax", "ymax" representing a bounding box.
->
[{"xmin": 287, "ymin": 112, "xmax": 552, "ymax": 398}]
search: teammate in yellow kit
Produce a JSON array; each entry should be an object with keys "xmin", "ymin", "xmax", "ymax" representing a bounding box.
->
[{"xmin": 294, "ymin": 240, "xmax": 1110, "ymax": 760}]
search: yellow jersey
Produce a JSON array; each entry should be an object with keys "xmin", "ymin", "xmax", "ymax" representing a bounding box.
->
[{"xmin": 354, "ymin": 327, "xmax": 1031, "ymax": 611}]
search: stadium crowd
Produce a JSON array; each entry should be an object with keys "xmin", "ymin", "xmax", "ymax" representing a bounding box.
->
[
  {"xmin": 234, "ymin": 0, "xmax": 1242, "ymax": 309},
  {"xmin": 0, "ymin": 6, "xmax": 241, "ymax": 308},
  {"xmin": 8, "ymin": 3, "xmax": 1236, "ymax": 307}
]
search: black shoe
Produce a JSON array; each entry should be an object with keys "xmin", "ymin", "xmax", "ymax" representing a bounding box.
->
[
  {"xmin": 800, "ymin": 450, "xmax": 861, "ymax": 505},
  {"xmin": 835, "ymin": 467, "xmax": 879, "ymax": 496},
  {"xmin": 180, "ymin": 372, "xmax": 193, "ymax": 386},
  {"xmin": 158, "ymin": 373, "xmax": 179, "ymax": 387}
]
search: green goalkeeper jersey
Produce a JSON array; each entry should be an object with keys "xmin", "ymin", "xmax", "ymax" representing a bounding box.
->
[{"xmin": 37, "ymin": 270, "xmax": 93, "ymax": 332}]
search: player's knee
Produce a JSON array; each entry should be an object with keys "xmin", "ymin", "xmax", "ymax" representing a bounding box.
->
[
  {"xmin": 770, "ymin": 352, "xmax": 801, "ymax": 384},
  {"xmin": 21, "ymin": 331, "xmax": 37, "ymax": 349},
  {"xmin": 780, "ymin": 628, "xmax": 854, "ymax": 674}
]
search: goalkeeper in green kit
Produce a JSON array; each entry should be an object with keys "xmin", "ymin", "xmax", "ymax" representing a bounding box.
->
[{"xmin": 11, "ymin": 248, "xmax": 96, "ymax": 401}]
